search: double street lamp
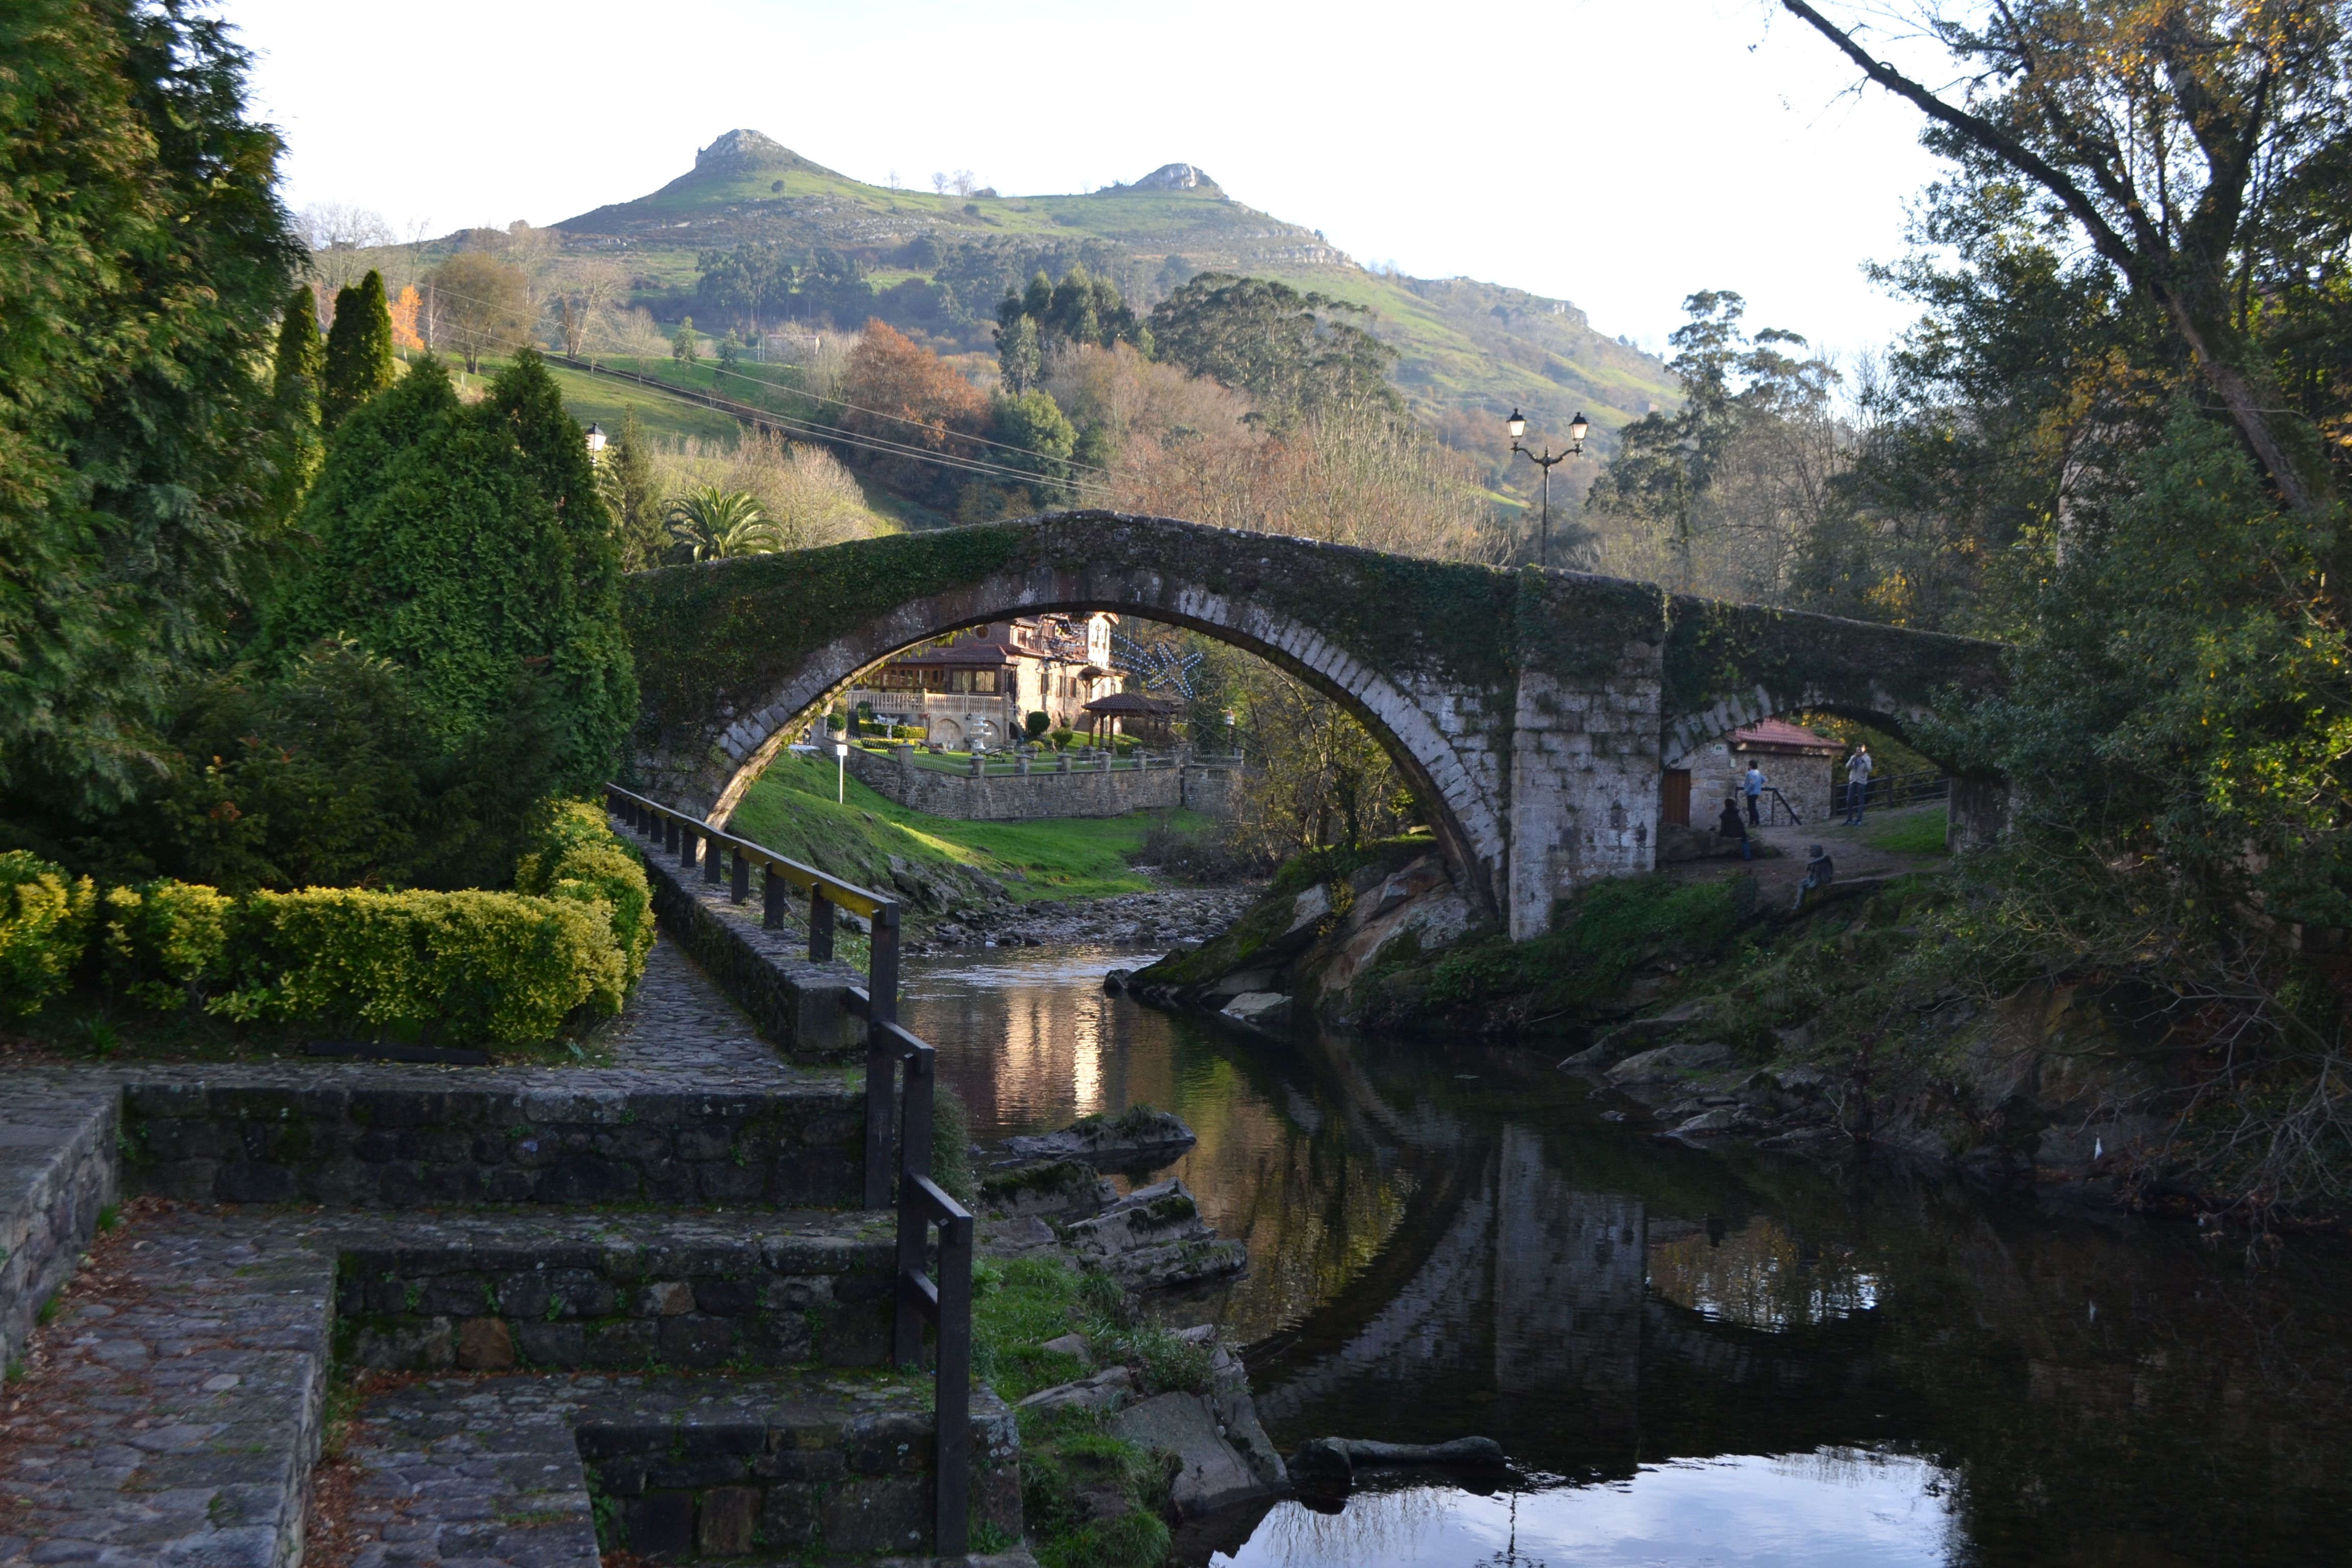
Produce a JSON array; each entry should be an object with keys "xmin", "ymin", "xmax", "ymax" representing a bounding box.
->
[{"xmin": 1506, "ymin": 408, "xmax": 1588, "ymax": 569}]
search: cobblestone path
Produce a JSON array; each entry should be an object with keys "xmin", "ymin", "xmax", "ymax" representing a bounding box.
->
[
  {"xmin": 591, "ymin": 935, "xmax": 798, "ymax": 1077},
  {"xmin": 0, "ymin": 1207, "xmax": 333, "ymax": 1567}
]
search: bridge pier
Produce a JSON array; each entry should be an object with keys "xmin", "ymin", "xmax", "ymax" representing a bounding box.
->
[{"xmin": 1506, "ymin": 660, "xmax": 1664, "ymax": 941}]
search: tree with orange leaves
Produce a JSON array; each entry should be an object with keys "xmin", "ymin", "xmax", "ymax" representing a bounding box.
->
[
  {"xmin": 388, "ymin": 284, "xmax": 424, "ymax": 352},
  {"xmin": 837, "ymin": 321, "xmax": 986, "ymax": 508}
]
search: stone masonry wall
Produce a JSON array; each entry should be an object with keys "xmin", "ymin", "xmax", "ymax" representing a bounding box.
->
[
  {"xmin": 330, "ymin": 1213, "xmax": 894, "ymax": 1375},
  {"xmin": 1506, "ymin": 646, "xmax": 1666, "ymax": 941},
  {"xmin": 125, "ymin": 1078, "xmax": 866, "ymax": 1209},
  {"xmin": 840, "ymin": 744, "xmax": 1184, "ymax": 820},
  {"xmin": 0, "ymin": 1092, "xmax": 118, "ymax": 1369}
]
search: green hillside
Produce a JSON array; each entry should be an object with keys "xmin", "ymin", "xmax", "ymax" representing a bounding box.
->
[{"xmin": 551, "ymin": 130, "xmax": 1678, "ymax": 440}]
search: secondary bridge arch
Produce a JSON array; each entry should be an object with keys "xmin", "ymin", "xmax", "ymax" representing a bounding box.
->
[{"xmin": 622, "ymin": 512, "xmax": 2004, "ymax": 937}]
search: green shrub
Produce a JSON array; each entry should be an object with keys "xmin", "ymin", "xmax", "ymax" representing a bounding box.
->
[
  {"xmin": 103, "ymin": 880, "xmax": 233, "ymax": 1011},
  {"xmin": 0, "ymin": 853, "xmax": 94, "ymax": 1017},
  {"xmin": 515, "ymin": 802, "xmax": 653, "ymax": 986},
  {"xmin": 214, "ymin": 888, "xmax": 625, "ymax": 1045},
  {"xmin": 1426, "ymin": 872, "xmax": 1757, "ymax": 1019}
]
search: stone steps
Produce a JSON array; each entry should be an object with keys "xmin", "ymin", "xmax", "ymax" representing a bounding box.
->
[
  {"xmin": 0, "ymin": 1210, "xmax": 334, "ymax": 1567},
  {"xmin": 341, "ymin": 1369, "xmax": 1021, "ymax": 1566},
  {"xmin": 315, "ymin": 1209, "xmax": 897, "ymax": 1374}
]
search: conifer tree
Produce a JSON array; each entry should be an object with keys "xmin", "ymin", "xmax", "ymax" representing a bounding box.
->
[
  {"xmin": 322, "ymin": 268, "xmax": 397, "ymax": 429},
  {"xmin": 597, "ymin": 408, "xmax": 664, "ymax": 570},
  {"xmin": 270, "ymin": 350, "xmax": 635, "ymax": 795},
  {"xmin": 267, "ymin": 286, "xmax": 325, "ymax": 519}
]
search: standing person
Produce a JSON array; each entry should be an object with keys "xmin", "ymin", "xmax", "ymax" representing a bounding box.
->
[
  {"xmin": 1844, "ymin": 744, "xmax": 1874, "ymax": 825},
  {"xmin": 1718, "ymin": 796, "xmax": 1752, "ymax": 860},
  {"xmin": 1743, "ymin": 761, "xmax": 1767, "ymax": 825}
]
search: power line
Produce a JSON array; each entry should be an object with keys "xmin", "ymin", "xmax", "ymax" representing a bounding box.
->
[{"xmin": 408, "ymin": 276, "xmax": 1124, "ymax": 476}]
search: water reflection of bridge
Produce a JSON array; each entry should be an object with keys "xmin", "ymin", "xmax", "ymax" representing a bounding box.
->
[{"xmin": 1243, "ymin": 1053, "xmax": 1901, "ymax": 1479}]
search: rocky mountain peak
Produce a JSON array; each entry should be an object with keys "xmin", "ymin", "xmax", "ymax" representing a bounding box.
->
[
  {"xmin": 694, "ymin": 129, "xmax": 800, "ymax": 174},
  {"xmin": 1128, "ymin": 163, "xmax": 1219, "ymax": 193}
]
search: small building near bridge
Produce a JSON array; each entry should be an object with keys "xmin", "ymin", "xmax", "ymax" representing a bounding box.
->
[
  {"xmin": 1662, "ymin": 716, "xmax": 1842, "ymax": 827},
  {"xmin": 848, "ymin": 614, "xmax": 1121, "ymax": 750}
]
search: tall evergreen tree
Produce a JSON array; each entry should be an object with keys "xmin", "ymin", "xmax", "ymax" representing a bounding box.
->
[
  {"xmin": 267, "ymin": 286, "xmax": 325, "ymax": 519},
  {"xmin": 0, "ymin": 0, "xmax": 303, "ymax": 814},
  {"xmin": 596, "ymin": 408, "xmax": 664, "ymax": 570},
  {"xmin": 322, "ymin": 268, "xmax": 396, "ymax": 429},
  {"xmin": 270, "ymin": 350, "xmax": 636, "ymax": 795}
]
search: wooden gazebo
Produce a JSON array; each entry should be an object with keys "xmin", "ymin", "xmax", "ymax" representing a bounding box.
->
[{"xmin": 1082, "ymin": 692, "xmax": 1174, "ymax": 745}]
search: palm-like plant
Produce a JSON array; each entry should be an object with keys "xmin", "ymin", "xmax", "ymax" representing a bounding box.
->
[{"xmin": 665, "ymin": 486, "xmax": 785, "ymax": 560}]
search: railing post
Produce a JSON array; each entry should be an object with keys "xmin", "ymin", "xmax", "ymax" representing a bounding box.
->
[
  {"xmin": 678, "ymin": 821, "xmax": 696, "ymax": 870},
  {"xmin": 935, "ymin": 1210, "xmax": 972, "ymax": 1557},
  {"xmin": 762, "ymin": 864, "xmax": 786, "ymax": 929},
  {"xmin": 701, "ymin": 826, "xmax": 723, "ymax": 885},
  {"xmin": 810, "ymin": 887, "xmax": 835, "ymax": 962},
  {"xmin": 895, "ymin": 1042, "xmax": 935, "ymax": 1365},
  {"xmin": 730, "ymin": 844, "xmax": 750, "ymax": 903},
  {"xmin": 862, "ymin": 903, "xmax": 902, "ymax": 1209},
  {"xmin": 664, "ymin": 814, "xmax": 680, "ymax": 858}
]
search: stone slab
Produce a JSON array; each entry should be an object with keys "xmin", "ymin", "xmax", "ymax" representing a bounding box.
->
[{"xmin": 0, "ymin": 1210, "xmax": 333, "ymax": 1568}]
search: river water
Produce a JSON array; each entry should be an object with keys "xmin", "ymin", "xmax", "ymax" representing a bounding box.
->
[{"xmin": 900, "ymin": 944, "xmax": 2352, "ymax": 1567}]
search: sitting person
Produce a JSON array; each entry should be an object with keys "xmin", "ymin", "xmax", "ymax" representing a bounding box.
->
[
  {"xmin": 1792, "ymin": 843, "xmax": 1834, "ymax": 910},
  {"xmin": 1717, "ymin": 796, "xmax": 1752, "ymax": 860}
]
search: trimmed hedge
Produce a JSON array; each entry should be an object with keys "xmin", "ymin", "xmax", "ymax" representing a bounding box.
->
[
  {"xmin": 212, "ymin": 888, "xmax": 624, "ymax": 1045},
  {"xmin": 6, "ymin": 803, "xmax": 655, "ymax": 1046},
  {"xmin": 1, "ymin": 852, "xmax": 94, "ymax": 1017},
  {"xmin": 103, "ymin": 880, "xmax": 233, "ymax": 1011},
  {"xmin": 514, "ymin": 800, "xmax": 653, "ymax": 986}
]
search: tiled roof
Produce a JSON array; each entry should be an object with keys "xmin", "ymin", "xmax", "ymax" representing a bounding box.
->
[{"xmin": 1732, "ymin": 717, "xmax": 1840, "ymax": 751}]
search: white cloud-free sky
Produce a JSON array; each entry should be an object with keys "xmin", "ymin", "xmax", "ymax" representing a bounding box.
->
[{"xmin": 216, "ymin": 0, "xmax": 1955, "ymax": 355}]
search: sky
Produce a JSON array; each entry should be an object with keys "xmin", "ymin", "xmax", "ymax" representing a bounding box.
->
[{"xmin": 216, "ymin": 0, "xmax": 1956, "ymax": 357}]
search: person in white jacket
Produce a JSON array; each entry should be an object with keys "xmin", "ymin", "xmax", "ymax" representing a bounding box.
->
[{"xmin": 1843, "ymin": 745, "xmax": 1874, "ymax": 825}]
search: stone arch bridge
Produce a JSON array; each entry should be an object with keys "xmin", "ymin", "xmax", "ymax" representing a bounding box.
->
[{"xmin": 622, "ymin": 511, "xmax": 2004, "ymax": 939}]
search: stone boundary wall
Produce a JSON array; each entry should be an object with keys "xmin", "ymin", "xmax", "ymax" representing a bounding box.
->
[
  {"xmin": 331, "ymin": 1215, "xmax": 893, "ymax": 1374},
  {"xmin": 0, "ymin": 1092, "xmax": 118, "ymax": 1368},
  {"xmin": 570, "ymin": 1381, "xmax": 1021, "ymax": 1560},
  {"xmin": 638, "ymin": 839, "xmax": 864, "ymax": 1062},
  {"xmin": 840, "ymin": 744, "xmax": 1192, "ymax": 820},
  {"xmin": 125, "ymin": 1079, "xmax": 866, "ymax": 1209}
]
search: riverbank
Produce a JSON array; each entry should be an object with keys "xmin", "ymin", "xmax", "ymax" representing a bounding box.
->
[{"xmin": 1120, "ymin": 804, "xmax": 2346, "ymax": 1225}]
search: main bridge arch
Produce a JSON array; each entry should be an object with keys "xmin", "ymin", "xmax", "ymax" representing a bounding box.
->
[{"xmin": 621, "ymin": 511, "xmax": 2004, "ymax": 938}]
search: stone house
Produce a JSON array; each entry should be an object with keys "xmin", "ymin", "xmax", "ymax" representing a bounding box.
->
[
  {"xmin": 848, "ymin": 614, "xmax": 1122, "ymax": 750},
  {"xmin": 1662, "ymin": 716, "xmax": 1842, "ymax": 827}
]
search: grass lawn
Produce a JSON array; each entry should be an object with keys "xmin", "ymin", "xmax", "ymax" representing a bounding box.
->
[
  {"xmin": 727, "ymin": 750, "xmax": 1204, "ymax": 902},
  {"xmin": 1861, "ymin": 801, "xmax": 1951, "ymax": 857}
]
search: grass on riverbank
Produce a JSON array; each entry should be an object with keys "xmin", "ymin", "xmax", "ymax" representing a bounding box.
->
[{"xmin": 726, "ymin": 750, "xmax": 1208, "ymax": 901}]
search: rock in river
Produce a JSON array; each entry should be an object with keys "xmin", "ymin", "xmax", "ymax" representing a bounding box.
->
[
  {"xmin": 998, "ymin": 1106, "xmax": 1197, "ymax": 1172},
  {"xmin": 1062, "ymin": 1178, "xmax": 1247, "ymax": 1289}
]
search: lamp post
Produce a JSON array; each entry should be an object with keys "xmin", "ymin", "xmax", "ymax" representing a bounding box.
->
[
  {"xmin": 584, "ymin": 422, "xmax": 606, "ymax": 461},
  {"xmin": 1506, "ymin": 408, "xmax": 1589, "ymax": 568},
  {"xmin": 834, "ymin": 740, "xmax": 849, "ymax": 803}
]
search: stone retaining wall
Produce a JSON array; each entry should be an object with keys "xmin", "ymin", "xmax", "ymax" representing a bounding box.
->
[
  {"xmin": 0, "ymin": 1092, "xmax": 118, "ymax": 1369},
  {"xmin": 331, "ymin": 1213, "xmax": 894, "ymax": 1374},
  {"xmin": 638, "ymin": 841, "xmax": 865, "ymax": 1062},
  {"xmin": 840, "ymin": 744, "xmax": 1191, "ymax": 820},
  {"xmin": 125, "ymin": 1079, "xmax": 866, "ymax": 1209},
  {"xmin": 571, "ymin": 1378, "xmax": 1022, "ymax": 1561}
]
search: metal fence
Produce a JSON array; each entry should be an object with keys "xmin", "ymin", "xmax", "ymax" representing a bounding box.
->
[
  {"xmin": 1825, "ymin": 769, "xmax": 1951, "ymax": 819},
  {"xmin": 603, "ymin": 785, "xmax": 973, "ymax": 1555}
]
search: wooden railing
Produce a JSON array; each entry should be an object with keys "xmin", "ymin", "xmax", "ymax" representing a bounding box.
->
[{"xmin": 604, "ymin": 785, "xmax": 973, "ymax": 1555}]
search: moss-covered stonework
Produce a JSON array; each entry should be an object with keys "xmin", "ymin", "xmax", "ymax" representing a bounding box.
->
[
  {"xmin": 1659, "ymin": 595, "xmax": 2006, "ymax": 764},
  {"xmin": 623, "ymin": 512, "xmax": 2003, "ymax": 938}
]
